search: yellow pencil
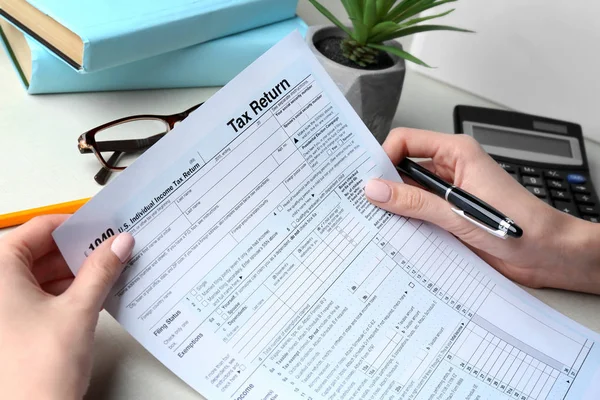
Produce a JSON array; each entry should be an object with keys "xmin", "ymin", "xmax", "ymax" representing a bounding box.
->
[{"xmin": 0, "ymin": 198, "xmax": 91, "ymax": 229}]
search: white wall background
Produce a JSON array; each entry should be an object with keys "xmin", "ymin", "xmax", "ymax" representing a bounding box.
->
[
  {"xmin": 408, "ymin": 0, "xmax": 600, "ymax": 142},
  {"xmin": 297, "ymin": 0, "xmax": 347, "ymax": 25}
]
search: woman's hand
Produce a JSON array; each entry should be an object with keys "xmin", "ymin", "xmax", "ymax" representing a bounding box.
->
[
  {"xmin": 0, "ymin": 215, "xmax": 135, "ymax": 400},
  {"xmin": 365, "ymin": 128, "xmax": 600, "ymax": 295}
]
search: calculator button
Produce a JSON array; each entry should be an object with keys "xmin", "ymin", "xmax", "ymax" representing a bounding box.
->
[
  {"xmin": 544, "ymin": 170, "xmax": 564, "ymax": 179},
  {"xmin": 583, "ymin": 216, "xmax": 600, "ymax": 223},
  {"xmin": 508, "ymin": 172, "xmax": 518, "ymax": 181},
  {"xmin": 553, "ymin": 201, "xmax": 579, "ymax": 217},
  {"xmin": 571, "ymin": 184, "xmax": 591, "ymax": 194},
  {"xmin": 574, "ymin": 194, "xmax": 595, "ymax": 204},
  {"xmin": 520, "ymin": 166, "xmax": 541, "ymax": 176},
  {"xmin": 579, "ymin": 205, "xmax": 599, "ymax": 215},
  {"xmin": 525, "ymin": 186, "xmax": 547, "ymax": 198},
  {"xmin": 567, "ymin": 174, "xmax": 587, "ymax": 184},
  {"xmin": 550, "ymin": 190, "xmax": 572, "ymax": 201},
  {"xmin": 521, "ymin": 176, "xmax": 543, "ymax": 187},
  {"xmin": 498, "ymin": 162, "xmax": 516, "ymax": 173},
  {"xmin": 547, "ymin": 180, "xmax": 566, "ymax": 190}
]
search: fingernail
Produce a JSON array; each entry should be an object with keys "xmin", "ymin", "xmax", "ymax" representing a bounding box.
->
[
  {"xmin": 111, "ymin": 233, "xmax": 135, "ymax": 263},
  {"xmin": 365, "ymin": 180, "xmax": 392, "ymax": 203}
]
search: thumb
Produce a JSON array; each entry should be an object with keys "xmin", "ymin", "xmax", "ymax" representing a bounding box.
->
[
  {"xmin": 66, "ymin": 233, "xmax": 135, "ymax": 311},
  {"xmin": 365, "ymin": 179, "xmax": 477, "ymax": 237}
]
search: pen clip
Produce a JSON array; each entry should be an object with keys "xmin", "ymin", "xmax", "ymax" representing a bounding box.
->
[{"xmin": 451, "ymin": 208, "xmax": 508, "ymax": 239}]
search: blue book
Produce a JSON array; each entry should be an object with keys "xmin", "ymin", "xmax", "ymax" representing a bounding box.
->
[
  {"xmin": 0, "ymin": 17, "xmax": 307, "ymax": 94},
  {"xmin": 0, "ymin": 0, "xmax": 298, "ymax": 72}
]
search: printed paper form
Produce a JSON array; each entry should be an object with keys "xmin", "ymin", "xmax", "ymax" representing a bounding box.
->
[{"xmin": 53, "ymin": 32, "xmax": 600, "ymax": 400}]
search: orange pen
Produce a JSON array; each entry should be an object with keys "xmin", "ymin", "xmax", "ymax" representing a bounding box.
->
[{"xmin": 0, "ymin": 198, "xmax": 91, "ymax": 229}]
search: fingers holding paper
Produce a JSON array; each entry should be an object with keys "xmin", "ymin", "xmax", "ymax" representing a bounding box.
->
[
  {"xmin": 367, "ymin": 128, "xmax": 531, "ymax": 247},
  {"xmin": 364, "ymin": 178, "xmax": 482, "ymax": 240},
  {"xmin": 365, "ymin": 127, "xmax": 600, "ymax": 294},
  {"xmin": 0, "ymin": 216, "xmax": 136, "ymax": 400},
  {"xmin": 0, "ymin": 214, "xmax": 134, "ymax": 300},
  {"xmin": 0, "ymin": 214, "xmax": 69, "ymax": 270},
  {"xmin": 66, "ymin": 232, "xmax": 135, "ymax": 312}
]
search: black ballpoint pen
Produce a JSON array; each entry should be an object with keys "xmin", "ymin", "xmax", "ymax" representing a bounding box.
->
[{"xmin": 396, "ymin": 158, "xmax": 523, "ymax": 239}]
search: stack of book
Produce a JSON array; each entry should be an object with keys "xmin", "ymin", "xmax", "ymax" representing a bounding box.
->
[{"xmin": 0, "ymin": 0, "xmax": 306, "ymax": 94}]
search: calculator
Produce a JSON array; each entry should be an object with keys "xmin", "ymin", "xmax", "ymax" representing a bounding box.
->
[{"xmin": 454, "ymin": 106, "xmax": 599, "ymax": 222}]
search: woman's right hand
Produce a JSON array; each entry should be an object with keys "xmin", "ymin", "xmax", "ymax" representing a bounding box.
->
[{"xmin": 364, "ymin": 128, "xmax": 600, "ymax": 295}]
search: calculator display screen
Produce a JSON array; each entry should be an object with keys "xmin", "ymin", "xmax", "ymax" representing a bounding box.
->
[{"xmin": 472, "ymin": 125, "xmax": 573, "ymax": 157}]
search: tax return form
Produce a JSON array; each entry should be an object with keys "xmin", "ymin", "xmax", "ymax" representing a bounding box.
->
[{"xmin": 53, "ymin": 32, "xmax": 600, "ymax": 400}]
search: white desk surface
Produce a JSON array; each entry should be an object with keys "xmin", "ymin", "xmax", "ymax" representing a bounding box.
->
[{"xmin": 1, "ymin": 2, "xmax": 599, "ymax": 399}]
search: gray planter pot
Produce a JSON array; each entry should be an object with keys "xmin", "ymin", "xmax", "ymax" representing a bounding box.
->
[{"xmin": 306, "ymin": 25, "xmax": 406, "ymax": 144}]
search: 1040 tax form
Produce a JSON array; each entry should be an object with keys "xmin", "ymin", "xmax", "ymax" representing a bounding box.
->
[{"xmin": 54, "ymin": 32, "xmax": 600, "ymax": 400}]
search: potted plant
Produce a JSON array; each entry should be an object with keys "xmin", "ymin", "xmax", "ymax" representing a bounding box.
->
[{"xmin": 307, "ymin": 0, "xmax": 471, "ymax": 143}]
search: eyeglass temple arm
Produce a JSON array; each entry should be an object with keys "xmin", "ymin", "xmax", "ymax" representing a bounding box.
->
[
  {"xmin": 94, "ymin": 132, "xmax": 166, "ymax": 153},
  {"xmin": 179, "ymin": 102, "xmax": 204, "ymax": 118},
  {"xmin": 95, "ymin": 151, "xmax": 122, "ymax": 185},
  {"xmin": 92, "ymin": 132, "xmax": 165, "ymax": 185}
]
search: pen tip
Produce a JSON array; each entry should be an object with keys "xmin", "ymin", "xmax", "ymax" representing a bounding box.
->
[{"xmin": 509, "ymin": 224, "xmax": 523, "ymax": 238}]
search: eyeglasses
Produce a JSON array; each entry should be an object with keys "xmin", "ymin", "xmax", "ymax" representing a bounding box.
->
[{"xmin": 78, "ymin": 103, "xmax": 203, "ymax": 185}]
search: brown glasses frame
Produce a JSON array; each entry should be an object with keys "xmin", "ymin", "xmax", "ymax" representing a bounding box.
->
[{"xmin": 78, "ymin": 103, "xmax": 203, "ymax": 185}]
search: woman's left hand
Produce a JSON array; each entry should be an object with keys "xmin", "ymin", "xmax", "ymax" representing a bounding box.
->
[{"xmin": 0, "ymin": 215, "xmax": 134, "ymax": 400}]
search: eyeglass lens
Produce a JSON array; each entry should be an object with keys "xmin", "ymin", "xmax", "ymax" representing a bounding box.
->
[{"xmin": 95, "ymin": 118, "xmax": 170, "ymax": 169}]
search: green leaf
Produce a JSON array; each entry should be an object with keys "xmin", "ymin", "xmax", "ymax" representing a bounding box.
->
[
  {"xmin": 370, "ymin": 24, "xmax": 473, "ymax": 43},
  {"xmin": 393, "ymin": 0, "xmax": 457, "ymax": 23},
  {"xmin": 397, "ymin": 8, "xmax": 455, "ymax": 28},
  {"xmin": 367, "ymin": 43, "xmax": 433, "ymax": 67},
  {"xmin": 396, "ymin": 24, "xmax": 473, "ymax": 36},
  {"xmin": 351, "ymin": 17, "xmax": 369, "ymax": 44},
  {"xmin": 340, "ymin": 0, "xmax": 355, "ymax": 18},
  {"xmin": 386, "ymin": 0, "xmax": 424, "ymax": 21},
  {"xmin": 348, "ymin": 0, "xmax": 364, "ymax": 19},
  {"xmin": 308, "ymin": 0, "xmax": 353, "ymax": 37},
  {"xmin": 363, "ymin": 0, "xmax": 378, "ymax": 29},
  {"xmin": 376, "ymin": 0, "xmax": 396, "ymax": 19},
  {"xmin": 369, "ymin": 21, "xmax": 400, "ymax": 39}
]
